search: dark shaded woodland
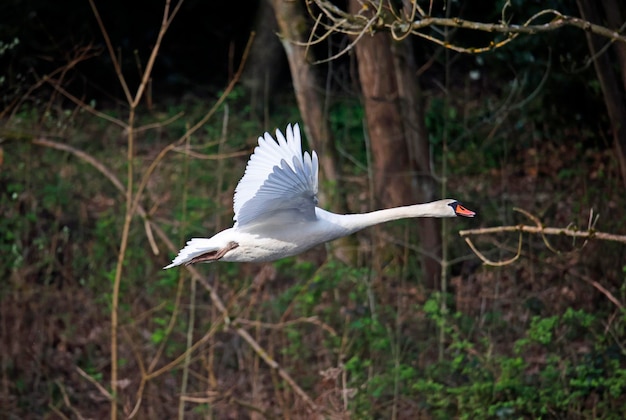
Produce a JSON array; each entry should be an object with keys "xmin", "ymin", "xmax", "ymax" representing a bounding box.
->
[{"xmin": 1, "ymin": 0, "xmax": 626, "ymax": 418}]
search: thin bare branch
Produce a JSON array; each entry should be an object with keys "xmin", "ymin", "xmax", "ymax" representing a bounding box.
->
[
  {"xmin": 463, "ymin": 233, "xmax": 523, "ymax": 267},
  {"xmin": 88, "ymin": 0, "xmax": 132, "ymax": 103},
  {"xmin": 144, "ymin": 314, "xmax": 224, "ymax": 381},
  {"xmin": 171, "ymin": 148, "xmax": 250, "ymax": 160},
  {"xmin": 75, "ymin": 366, "xmax": 113, "ymax": 400},
  {"xmin": 233, "ymin": 326, "xmax": 320, "ymax": 412},
  {"xmin": 134, "ymin": 111, "xmax": 184, "ymax": 134},
  {"xmin": 514, "ymin": 207, "xmax": 560, "ymax": 254},
  {"xmin": 234, "ymin": 316, "xmax": 338, "ymax": 336},
  {"xmin": 460, "ymin": 209, "xmax": 626, "ymax": 266},
  {"xmin": 54, "ymin": 380, "xmax": 87, "ymax": 420},
  {"xmin": 32, "ymin": 138, "xmax": 125, "ymax": 192},
  {"xmin": 127, "ymin": 32, "xmax": 256, "ymax": 228},
  {"xmin": 132, "ymin": 0, "xmax": 184, "ymax": 108},
  {"xmin": 144, "ymin": 218, "xmax": 159, "ymax": 255},
  {"xmin": 459, "ymin": 224, "xmax": 626, "ymax": 245},
  {"xmin": 306, "ymin": 1, "xmax": 626, "ymax": 60},
  {"xmin": 313, "ymin": 14, "xmax": 379, "ymax": 64},
  {"xmin": 405, "ymin": 10, "xmax": 626, "ymax": 43},
  {"xmin": 4, "ymin": 45, "xmax": 100, "ymax": 120},
  {"xmin": 570, "ymin": 270, "xmax": 624, "ymax": 310},
  {"xmin": 45, "ymin": 80, "xmax": 127, "ymax": 128}
]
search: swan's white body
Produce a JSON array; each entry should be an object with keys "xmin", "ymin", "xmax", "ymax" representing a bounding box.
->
[{"xmin": 164, "ymin": 124, "xmax": 475, "ymax": 269}]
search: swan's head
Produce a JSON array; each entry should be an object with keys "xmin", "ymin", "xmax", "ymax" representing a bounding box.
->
[{"xmin": 444, "ymin": 200, "xmax": 476, "ymax": 218}]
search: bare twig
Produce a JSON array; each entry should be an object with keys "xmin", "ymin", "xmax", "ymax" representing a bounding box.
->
[
  {"xmin": 234, "ymin": 316, "xmax": 338, "ymax": 336},
  {"xmin": 459, "ymin": 209, "xmax": 626, "ymax": 266},
  {"xmin": 463, "ymin": 232, "xmax": 523, "ymax": 267},
  {"xmin": 143, "ymin": 315, "xmax": 225, "ymax": 381},
  {"xmin": 126, "ymin": 33, "xmax": 255, "ymax": 228},
  {"xmin": 121, "ymin": 327, "xmax": 148, "ymax": 419},
  {"xmin": 514, "ymin": 207, "xmax": 560, "ymax": 254},
  {"xmin": 4, "ymin": 45, "xmax": 100, "ymax": 120},
  {"xmin": 178, "ymin": 123, "xmax": 194, "ymax": 420},
  {"xmin": 233, "ymin": 326, "xmax": 320, "ymax": 412},
  {"xmin": 171, "ymin": 148, "xmax": 250, "ymax": 160},
  {"xmin": 75, "ymin": 366, "xmax": 113, "ymax": 400},
  {"xmin": 134, "ymin": 111, "xmax": 184, "ymax": 133},
  {"xmin": 84, "ymin": 3, "xmax": 189, "ymax": 418},
  {"xmin": 459, "ymin": 224, "xmax": 626, "ymax": 245},
  {"xmin": 88, "ymin": 0, "xmax": 132, "ymax": 104},
  {"xmin": 54, "ymin": 380, "xmax": 87, "ymax": 420},
  {"xmin": 569, "ymin": 270, "xmax": 624, "ymax": 310},
  {"xmin": 130, "ymin": 0, "xmax": 184, "ymax": 108},
  {"xmin": 306, "ymin": 1, "xmax": 626, "ymax": 60},
  {"xmin": 31, "ymin": 138, "xmax": 125, "ymax": 192},
  {"xmin": 45, "ymin": 80, "xmax": 127, "ymax": 128},
  {"xmin": 144, "ymin": 218, "xmax": 159, "ymax": 255}
]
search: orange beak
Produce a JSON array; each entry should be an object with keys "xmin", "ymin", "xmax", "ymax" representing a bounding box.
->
[{"xmin": 454, "ymin": 204, "xmax": 476, "ymax": 218}]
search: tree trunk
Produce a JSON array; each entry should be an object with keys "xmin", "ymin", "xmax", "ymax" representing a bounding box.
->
[
  {"xmin": 392, "ymin": 38, "xmax": 441, "ymax": 287},
  {"xmin": 349, "ymin": 1, "xmax": 441, "ymax": 288},
  {"xmin": 271, "ymin": 0, "xmax": 355, "ymax": 262},
  {"xmin": 271, "ymin": 0, "xmax": 339, "ymax": 190},
  {"xmin": 601, "ymin": 0, "xmax": 626, "ymax": 92},
  {"xmin": 577, "ymin": 0, "xmax": 626, "ymax": 189}
]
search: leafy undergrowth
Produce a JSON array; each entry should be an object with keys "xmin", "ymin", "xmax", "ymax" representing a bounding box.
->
[{"xmin": 1, "ymin": 91, "xmax": 626, "ymax": 419}]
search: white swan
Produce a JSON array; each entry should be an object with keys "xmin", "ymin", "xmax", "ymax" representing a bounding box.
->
[{"xmin": 164, "ymin": 123, "xmax": 475, "ymax": 269}]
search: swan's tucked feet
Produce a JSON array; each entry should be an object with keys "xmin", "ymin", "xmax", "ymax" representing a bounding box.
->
[{"xmin": 185, "ymin": 241, "xmax": 239, "ymax": 265}]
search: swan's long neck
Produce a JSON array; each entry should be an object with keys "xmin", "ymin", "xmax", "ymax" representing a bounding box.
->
[{"xmin": 318, "ymin": 201, "xmax": 453, "ymax": 235}]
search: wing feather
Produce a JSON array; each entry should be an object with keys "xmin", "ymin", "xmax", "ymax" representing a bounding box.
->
[{"xmin": 233, "ymin": 124, "xmax": 319, "ymax": 227}]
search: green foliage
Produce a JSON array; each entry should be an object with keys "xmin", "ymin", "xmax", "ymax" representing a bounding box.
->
[
  {"xmin": 412, "ymin": 300, "xmax": 626, "ymax": 419},
  {"xmin": 329, "ymin": 100, "xmax": 367, "ymax": 176}
]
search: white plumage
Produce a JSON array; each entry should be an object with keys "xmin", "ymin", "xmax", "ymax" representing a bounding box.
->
[{"xmin": 164, "ymin": 123, "xmax": 475, "ymax": 269}]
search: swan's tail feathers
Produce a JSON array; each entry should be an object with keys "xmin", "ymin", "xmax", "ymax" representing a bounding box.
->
[{"xmin": 163, "ymin": 238, "xmax": 217, "ymax": 269}]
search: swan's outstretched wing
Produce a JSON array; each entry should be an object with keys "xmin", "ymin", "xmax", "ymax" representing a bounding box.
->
[{"xmin": 233, "ymin": 123, "xmax": 319, "ymax": 227}]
